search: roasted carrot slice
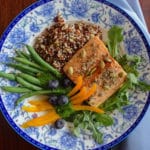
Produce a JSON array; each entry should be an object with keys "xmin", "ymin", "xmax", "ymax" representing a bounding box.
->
[
  {"xmin": 68, "ymin": 76, "xmax": 83, "ymax": 97},
  {"xmin": 73, "ymin": 105, "xmax": 104, "ymax": 114},
  {"xmin": 21, "ymin": 111, "xmax": 60, "ymax": 128},
  {"xmin": 72, "ymin": 83, "xmax": 97, "ymax": 104},
  {"xmin": 22, "ymin": 105, "xmax": 54, "ymax": 112},
  {"xmin": 70, "ymin": 86, "xmax": 87, "ymax": 101}
]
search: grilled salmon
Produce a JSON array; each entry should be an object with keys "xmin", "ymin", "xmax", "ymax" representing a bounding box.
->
[{"xmin": 63, "ymin": 36, "xmax": 127, "ymax": 107}]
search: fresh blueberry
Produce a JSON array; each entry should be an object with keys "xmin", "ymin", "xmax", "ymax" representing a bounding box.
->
[
  {"xmin": 62, "ymin": 78, "xmax": 73, "ymax": 87},
  {"xmin": 57, "ymin": 95, "xmax": 69, "ymax": 105},
  {"xmin": 55, "ymin": 119, "xmax": 65, "ymax": 129},
  {"xmin": 48, "ymin": 80, "xmax": 59, "ymax": 89},
  {"xmin": 49, "ymin": 95, "xmax": 58, "ymax": 105}
]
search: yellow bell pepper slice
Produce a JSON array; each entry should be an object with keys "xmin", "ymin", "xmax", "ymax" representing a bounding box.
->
[
  {"xmin": 21, "ymin": 111, "xmax": 60, "ymax": 128},
  {"xmin": 68, "ymin": 76, "xmax": 83, "ymax": 97},
  {"xmin": 28, "ymin": 99, "xmax": 49, "ymax": 106},
  {"xmin": 72, "ymin": 83, "xmax": 97, "ymax": 104},
  {"xmin": 70, "ymin": 86, "xmax": 87, "ymax": 101},
  {"xmin": 22, "ymin": 105, "xmax": 54, "ymax": 112}
]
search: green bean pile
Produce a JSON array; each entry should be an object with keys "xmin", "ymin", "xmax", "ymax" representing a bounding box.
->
[{"xmin": 0, "ymin": 45, "xmax": 69, "ymax": 106}]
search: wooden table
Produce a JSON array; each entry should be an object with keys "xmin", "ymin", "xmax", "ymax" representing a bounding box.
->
[{"xmin": 0, "ymin": 1, "xmax": 149, "ymax": 150}]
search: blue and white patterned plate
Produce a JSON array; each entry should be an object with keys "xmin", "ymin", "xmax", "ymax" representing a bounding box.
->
[{"xmin": 0, "ymin": 0, "xmax": 150, "ymax": 149}]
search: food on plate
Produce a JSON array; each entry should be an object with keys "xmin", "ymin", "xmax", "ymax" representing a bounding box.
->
[
  {"xmin": 63, "ymin": 36, "xmax": 127, "ymax": 107},
  {"xmin": 21, "ymin": 111, "xmax": 60, "ymax": 128},
  {"xmin": 34, "ymin": 14, "xmax": 102, "ymax": 72},
  {"xmin": 0, "ymin": 15, "xmax": 150, "ymax": 144}
]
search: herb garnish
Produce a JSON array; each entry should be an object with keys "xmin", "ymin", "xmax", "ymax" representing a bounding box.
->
[
  {"xmin": 101, "ymin": 26, "xmax": 150, "ymax": 112},
  {"xmin": 70, "ymin": 111, "xmax": 113, "ymax": 144},
  {"xmin": 55, "ymin": 101, "xmax": 113, "ymax": 143},
  {"xmin": 55, "ymin": 102, "xmax": 75, "ymax": 119},
  {"xmin": 107, "ymin": 26, "xmax": 123, "ymax": 58}
]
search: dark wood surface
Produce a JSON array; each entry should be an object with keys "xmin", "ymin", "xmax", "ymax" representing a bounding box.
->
[{"xmin": 0, "ymin": 0, "xmax": 149, "ymax": 150}]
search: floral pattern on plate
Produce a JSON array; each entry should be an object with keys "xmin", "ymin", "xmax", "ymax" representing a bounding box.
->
[{"xmin": 0, "ymin": 0, "xmax": 150, "ymax": 150}]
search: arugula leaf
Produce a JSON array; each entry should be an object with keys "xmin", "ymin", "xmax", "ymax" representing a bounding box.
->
[
  {"xmin": 95, "ymin": 113, "xmax": 114, "ymax": 126},
  {"xmin": 118, "ymin": 54, "xmax": 141, "ymax": 76},
  {"xmin": 118, "ymin": 54, "xmax": 150, "ymax": 91},
  {"xmin": 100, "ymin": 90, "xmax": 130, "ymax": 112},
  {"xmin": 100, "ymin": 79, "xmax": 131, "ymax": 112},
  {"xmin": 118, "ymin": 54, "xmax": 141, "ymax": 65},
  {"xmin": 69, "ymin": 111, "xmax": 114, "ymax": 144},
  {"xmin": 138, "ymin": 81, "xmax": 150, "ymax": 91},
  {"xmin": 127, "ymin": 73, "xmax": 138, "ymax": 85},
  {"xmin": 107, "ymin": 26, "xmax": 123, "ymax": 58},
  {"xmin": 55, "ymin": 102, "xmax": 75, "ymax": 118},
  {"xmin": 92, "ymin": 128, "xmax": 103, "ymax": 144},
  {"xmin": 73, "ymin": 127, "xmax": 80, "ymax": 137}
]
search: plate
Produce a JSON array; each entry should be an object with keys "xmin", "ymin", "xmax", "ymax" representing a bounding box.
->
[{"xmin": 0, "ymin": 0, "xmax": 150, "ymax": 149}]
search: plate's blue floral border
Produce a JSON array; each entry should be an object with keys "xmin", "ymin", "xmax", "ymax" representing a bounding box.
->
[{"xmin": 0, "ymin": 0, "xmax": 150, "ymax": 150}]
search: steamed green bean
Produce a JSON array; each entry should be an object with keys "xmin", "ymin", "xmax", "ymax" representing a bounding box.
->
[
  {"xmin": 26, "ymin": 45, "xmax": 62, "ymax": 78},
  {"xmin": 7, "ymin": 63, "xmax": 43, "ymax": 74},
  {"xmin": 15, "ymin": 50, "xmax": 26, "ymax": 58},
  {"xmin": 0, "ymin": 71, "xmax": 16, "ymax": 80},
  {"xmin": 16, "ymin": 77, "xmax": 42, "ymax": 91},
  {"xmin": 1, "ymin": 86, "xmax": 31, "ymax": 93},
  {"xmin": 14, "ymin": 57, "xmax": 47, "ymax": 71},
  {"xmin": 18, "ymin": 73, "xmax": 42, "ymax": 86},
  {"xmin": 19, "ymin": 51, "xmax": 31, "ymax": 59}
]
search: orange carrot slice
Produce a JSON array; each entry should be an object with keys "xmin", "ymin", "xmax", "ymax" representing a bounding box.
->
[
  {"xmin": 73, "ymin": 105, "xmax": 104, "ymax": 114},
  {"xmin": 72, "ymin": 83, "xmax": 97, "ymax": 104},
  {"xmin": 21, "ymin": 111, "xmax": 60, "ymax": 128},
  {"xmin": 68, "ymin": 76, "xmax": 83, "ymax": 97},
  {"xmin": 70, "ymin": 86, "xmax": 87, "ymax": 101}
]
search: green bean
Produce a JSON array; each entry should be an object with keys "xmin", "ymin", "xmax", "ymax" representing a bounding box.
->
[
  {"xmin": 20, "ymin": 51, "xmax": 31, "ymax": 59},
  {"xmin": 16, "ymin": 77, "xmax": 42, "ymax": 91},
  {"xmin": 14, "ymin": 57, "xmax": 47, "ymax": 71},
  {"xmin": 26, "ymin": 45, "xmax": 62, "ymax": 78},
  {"xmin": 1, "ymin": 86, "xmax": 31, "ymax": 93},
  {"xmin": 18, "ymin": 73, "xmax": 42, "ymax": 86},
  {"xmin": 15, "ymin": 87, "xmax": 71, "ymax": 106},
  {"xmin": 0, "ymin": 71, "xmax": 16, "ymax": 80},
  {"xmin": 15, "ymin": 50, "xmax": 26, "ymax": 58},
  {"xmin": 7, "ymin": 63, "xmax": 43, "ymax": 74}
]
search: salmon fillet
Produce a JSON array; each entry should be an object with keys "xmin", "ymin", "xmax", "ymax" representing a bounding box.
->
[{"xmin": 63, "ymin": 36, "xmax": 127, "ymax": 107}]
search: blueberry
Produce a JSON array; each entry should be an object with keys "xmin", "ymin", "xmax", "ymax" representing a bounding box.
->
[
  {"xmin": 49, "ymin": 95, "xmax": 58, "ymax": 105},
  {"xmin": 55, "ymin": 119, "xmax": 65, "ymax": 129},
  {"xmin": 48, "ymin": 80, "xmax": 59, "ymax": 89},
  {"xmin": 57, "ymin": 95, "xmax": 69, "ymax": 105},
  {"xmin": 62, "ymin": 78, "xmax": 73, "ymax": 87}
]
